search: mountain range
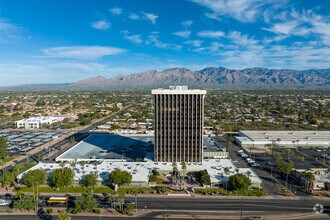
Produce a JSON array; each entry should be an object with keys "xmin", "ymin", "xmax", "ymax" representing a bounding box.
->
[
  {"xmin": 4, "ymin": 67, "xmax": 330, "ymax": 90},
  {"xmin": 72, "ymin": 67, "xmax": 330, "ymax": 89}
]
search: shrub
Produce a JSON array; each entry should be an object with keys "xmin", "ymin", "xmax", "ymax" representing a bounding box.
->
[
  {"xmin": 46, "ymin": 208, "xmax": 53, "ymax": 214},
  {"xmin": 123, "ymin": 205, "xmax": 134, "ymax": 216},
  {"xmin": 93, "ymin": 209, "xmax": 101, "ymax": 214}
]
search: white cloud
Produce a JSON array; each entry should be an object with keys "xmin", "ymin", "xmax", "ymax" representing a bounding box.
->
[
  {"xmin": 42, "ymin": 46, "xmax": 126, "ymax": 60},
  {"xmin": 0, "ymin": 18, "xmax": 25, "ymax": 43},
  {"xmin": 143, "ymin": 12, "xmax": 158, "ymax": 24},
  {"xmin": 192, "ymin": 0, "xmax": 283, "ymax": 23},
  {"xmin": 173, "ymin": 30, "xmax": 191, "ymax": 38},
  {"xmin": 146, "ymin": 33, "xmax": 181, "ymax": 50},
  {"xmin": 263, "ymin": 20, "xmax": 299, "ymax": 35},
  {"xmin": 128, "ymin": 13, "xmax": 140, "ymax": 20},
  {"xmin": 91, "ymin": 20, "xmax": 110, "ymax": 30},
  {"xmin": 197, "ymin": 30, "xmax": 224, "ymax": 38},
  {"xmin": 110, "ymin": 7, "xmax": 123, "ymax": 15},
  {"xmin": 227, "ymin": 31, "xmax": 259, "ymax": 46},
  {"xmin": 182, "ymin": 20, "xmax": 193, "ymax": 27},
  {"xmin": 122, "ymin": 31, "xmax": 143, "ymax": 44},
  {"xmin": 263, "ymin": 9, "xmax": 330, "ymax": 45},
  {"xmin": 185, "ymin": 40, "xmax": 203, "ymax": 47}
]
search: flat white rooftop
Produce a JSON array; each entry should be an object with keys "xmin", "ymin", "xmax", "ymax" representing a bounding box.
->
[
  {"xmin": 18, "ymin": 159, "xmax": 261, "ymax": 185},
  {"xmin": 152, "ymin": 86, "xmax": 206, "ymax": 95},
  {"xmin": 240, "ymin": 130, "xmax": 330, "ymax": 142}
]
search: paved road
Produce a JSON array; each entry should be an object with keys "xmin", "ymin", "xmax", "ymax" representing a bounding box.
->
[
  {"xmin": 213, "ymin": 136, "xmax": 284, "ymax": 196},
  {"xmin": 2, "ymin": 197, "xmax": 330, "ymax": 219}
]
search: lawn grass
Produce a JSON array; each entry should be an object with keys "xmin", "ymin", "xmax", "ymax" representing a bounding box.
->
[
  {"xmin": 194, "ymin": 188, "xmax": 267, "ymax": 196},
  {"xmin": 156, "ymin": 177, "xmax": 168, "ymax": 184},
  {"xmin": 16, "ymin": 186, "xmax": 115, "ymax": 194},
  {"xmin": 0, "ymin": 156, "xmax": 15, "ymax": 165}
]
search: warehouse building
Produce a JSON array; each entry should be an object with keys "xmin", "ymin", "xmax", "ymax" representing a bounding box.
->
[{"xmin": 235, "ymin": 130, "xmax": 330, "ymax": 148}]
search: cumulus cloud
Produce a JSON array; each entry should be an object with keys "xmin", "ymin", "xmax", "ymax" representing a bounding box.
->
[
  {"xmin": 42, "ymin": 46, "xmax": 126, "ymax": 60},
  {"xmin": 91, "ymin": 20, "xmax": 110, "ymax": 30},
  {"xmin": 197, "ymin": 30, "xmax": 224, "ymax": 38},
  {"xmin": 110, "ymin": 7, "xmax": 123, "ymax": 15},
  {"xmin": 173, "ymin": 30, "xmax": 191, "ymax": 38},
  {"xmin": 143, "ymin": 12, "xmax": 158, "ymax": 24}
]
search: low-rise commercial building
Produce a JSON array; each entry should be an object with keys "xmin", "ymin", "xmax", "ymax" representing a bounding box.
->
[
  {"xmin": 18, "ymin": 159, "xmax": 262, "ymax": 188},
  {"xmin": 235, "ymin": 130, "xmax": 330, "ymax": 148},
  {"xmin": 16, "ymin": 116, "xmax": 58, "ymax": 129}
]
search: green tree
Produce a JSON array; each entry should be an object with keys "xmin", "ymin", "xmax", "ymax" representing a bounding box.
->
[
  {"xmin": 302, "ymin": 172, "xmax": 316, "ymax": 181},
  {"xmin": 109, "ymin": 169, "xmax": 132, "ymax": 188},
  {"xmin": 58, "ymin": 211, "xmax": 71, "ymax": 220},
  {"xmin": 123, "ymin": 204, "xmax": 134, "ymax": 216},
  {"xmin": 228, "ymin": 173, "xmax": 252, "ymax": 191},
  {"xmin": 0, "ymin": 136, "xmax": 8, "ymax": 161},
  {"xmin": 3, "ymin": 172, "xmax": 15, "ymax": 187},
  {"xmin": 194, "ymin": 170, "xmax": 211, "ymax": 186},
  {"xmin": 50, "ymin": 167, "xmax": 74, "ymax": 188},
  {"xmin": 296, "ymin": 156, "xmax": 305, "ymax": 163},
  {"xmin": 224, "ymin": 167, "xmax": 230, "ymax": 175},
  {"xmin": 181, "ymin": 161, "xmax": 187, "ymax": 175},
  {"xmin": 284, "ymin": 149, "xmax": 293, "ymax": 161},
  {"xmin": 276, "ymin": 159, "xmax": 294, "ymax": 189},
  {"xmin": 23, "ymin": 169, "xmax": 47, "ymax": 187},
  {"xmin": 75, "ymin": 193, "xmax": 98, "ymax": 212},
  {"xmin": 172, "ymin": 162, "xmax": 178, "ymax": 175},
  {"xmin": 82, "ymin": 173, "xmax": 97, "ymax": 189},
  {"xmin": 13, "ymin": 195, "xmax": 36, "ymax": 211}
]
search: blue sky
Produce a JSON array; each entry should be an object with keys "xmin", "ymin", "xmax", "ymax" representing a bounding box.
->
[{"xmin": 0, "ymin": 0, "xmax": 329, "ymax": 86}]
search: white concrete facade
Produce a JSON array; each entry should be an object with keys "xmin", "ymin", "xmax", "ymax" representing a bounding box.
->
[{"xmin": 16, "ymin": 116, "xmax": 59, "ymax": 129}]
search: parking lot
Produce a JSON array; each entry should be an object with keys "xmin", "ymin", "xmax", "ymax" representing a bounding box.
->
[
  {"xmin": 213, "ymin": 136, "xmax": 285, "ymax": 196},
  {"xmin": 0, "ymin": 130, "xmax": 69, "ymax": 156}
]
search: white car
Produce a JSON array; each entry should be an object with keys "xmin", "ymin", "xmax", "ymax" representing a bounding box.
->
[
  {"xmin": 0, "ymin": 199, "xmax": 9, "ymax": 206},
  {"xmin": 241, "ymin": 154, "xmax": 248, "ymax": 158},
  {"xmin": 251, "ymin": 163, "xmax": 259, "ymax": 167},
  {"xmin": 237, "ymin": 150, "xmax": 243, "ymax": 153}
]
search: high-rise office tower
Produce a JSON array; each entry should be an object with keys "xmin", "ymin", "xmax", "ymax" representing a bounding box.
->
[{"xmin": 152, "ymin": 86, "xmax": 206, "ymax": 162}]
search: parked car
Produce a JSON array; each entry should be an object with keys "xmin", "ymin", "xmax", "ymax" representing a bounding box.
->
[
  {"xmin": 125, "ymin": 201, "xmax": 136, "ymax": 206},
  {"xmin": 0, "ymin": 199, "xmax": 9, "ymax": 206},
  {"xmin": 251, "ymin": 163, "xmax": 259, "ymax": 167}
]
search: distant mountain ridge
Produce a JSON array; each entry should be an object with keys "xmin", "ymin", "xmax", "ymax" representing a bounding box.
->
[
  {"xmin": 3, "ymin": 67, "xmax": 330, "ymax": 90},
  {"xmin": 73, "ymin": 67, "xmax": 330, "ymax": 89}
]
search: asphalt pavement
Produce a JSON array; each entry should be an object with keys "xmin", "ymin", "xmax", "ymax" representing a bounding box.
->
[{"xmin": 213, "ymin": 136, "xmax": 285, "ymax": 196}]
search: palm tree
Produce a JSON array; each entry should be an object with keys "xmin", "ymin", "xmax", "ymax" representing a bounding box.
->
[{"xmin": 180, "ymin": 161, "xmax": 187, "ymax": 176}]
